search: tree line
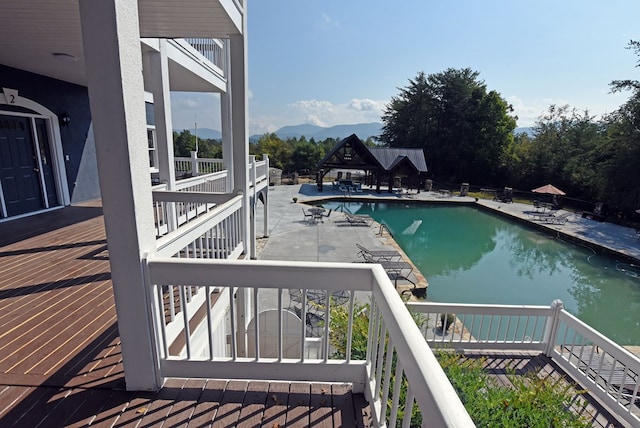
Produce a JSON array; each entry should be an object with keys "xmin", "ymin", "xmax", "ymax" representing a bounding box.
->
[
  {"xmin": 173, "ymin": 40, "xmax": 639, "ymax": 217},
  {"xmin": 173, "ymin": 129, "xmax": 376, "ymax": 176},
  {"xmin": 379, "ymin": 41, "xmax": 640, "ymax": 217}
]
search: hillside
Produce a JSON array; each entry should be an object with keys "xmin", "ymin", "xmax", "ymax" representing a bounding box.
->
[{"xmin": 250, "ymin": 122, "xmax": 383, "ymax": 142}]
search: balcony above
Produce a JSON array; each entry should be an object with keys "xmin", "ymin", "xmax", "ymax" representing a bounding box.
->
[{"xmin": 0, "ymin": 0, "xmax": 242, "ymax": 87}]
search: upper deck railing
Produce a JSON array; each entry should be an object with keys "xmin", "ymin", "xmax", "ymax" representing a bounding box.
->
[{"xmin": 184, "ymin": 38, "xmax": 226, "ymax": 72}]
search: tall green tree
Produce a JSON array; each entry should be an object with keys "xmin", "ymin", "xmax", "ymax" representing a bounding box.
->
[
  {"xmin": 380, "ymin": 69, "xmax": 516, "ymax": 183},
  {"xmin": 594, "ymin": 40, "xmax": 640, "ymax": 212}
]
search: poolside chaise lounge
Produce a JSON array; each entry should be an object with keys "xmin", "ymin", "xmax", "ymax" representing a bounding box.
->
[
  {"xmin": 356, "ymin": 243, "xmax": 402, "ymax": 262},
  {"xmin": 540, "ymin": 211, "xmax": 572, "ymax": 225},
  {"xmin": 361, "ymin": 253, "xmax": 414, "ymax": 286},
  {"xmin": 526, "ymin": 211, "xmax": 556, "ymax": 221},
  {"xmin": 344, "ymin": 213, "xmax": 373, "ymax": 226},
  {"xmin": 565, "ymin": 346, "xmax": 639, "ymax": 399}
]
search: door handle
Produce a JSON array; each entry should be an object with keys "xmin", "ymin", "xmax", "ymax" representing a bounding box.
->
[{"xmin": 34, "ymin": 168, "xmax": 39, "ymax": 173}]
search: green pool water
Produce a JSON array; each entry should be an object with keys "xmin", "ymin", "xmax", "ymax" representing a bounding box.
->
[{"xmin": 322, "ymin": 201, "xmax": 640, "ymax": 345}]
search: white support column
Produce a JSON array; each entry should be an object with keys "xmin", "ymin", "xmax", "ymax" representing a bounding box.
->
[
  {"xmin": 221, "ymin": 39, "xmax": 233, "ymax": 192},
  {"xmin": 190, "ymin": 151, "xmax": 199, "ymax": 176},
  {"xmin": 229, "ymin": 31, "xmax": 249, "ymax": 258},
  {"xmin": 263, "ymin": 154, "xmax": 270, "ymax": 238},
  {"xmin": 79, "ymin": 0, "xmax": 161, "ymax": 391},
  {"xmin": 249, "ymin": 155, "xmax": 257, "ymax": 259},
  {"xmin": 148, "ymin": 39, "xmax": 176, "ymax": 190}
]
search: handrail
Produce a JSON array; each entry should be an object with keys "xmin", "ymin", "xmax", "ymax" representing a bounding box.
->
[
  {"xmin": 155, "ymin": 193, "xmax": 243, "ymax": 258},
  {"xmin": 144, "ymin": 258, "xmax": 475, "ymax": 427}
]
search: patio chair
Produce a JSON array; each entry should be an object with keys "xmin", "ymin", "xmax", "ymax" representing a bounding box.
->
[
  {"xmin": 319, "ymin": 209, "xmax": 332, "ymax": 221},
  {"xmin": 356, "ymin": 243, "xmax": 402, "ymax": 261},
  {"xmin": 302, "ymin": 208, "xmax": 315, "ymax": 223}
]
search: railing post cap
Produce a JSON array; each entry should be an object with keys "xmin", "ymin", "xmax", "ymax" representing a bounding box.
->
[{"xmin": 550, "ymin": 299, "xmax": 564, "ymax": 310}]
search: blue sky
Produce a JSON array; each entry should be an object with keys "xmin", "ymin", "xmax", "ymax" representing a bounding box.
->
[{"xmin": 171, "ymin": 0, "xmax": 639, "ymax": 135}]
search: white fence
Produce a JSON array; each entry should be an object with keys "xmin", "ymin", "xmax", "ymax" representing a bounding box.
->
[
  {"xmin": 144, "ymin": 259, "xmax": 475, "ymax": 427},
  {"xmin": 174, "ymin": 155, "xmax": 226, "ymax": 178},
  {"xmin": 407, "ymin": 300, "xmax": 640, "ymax": 427},
  {"xmin": 154, "ymin": 192, "xmax": 244, "ymax": 259}
]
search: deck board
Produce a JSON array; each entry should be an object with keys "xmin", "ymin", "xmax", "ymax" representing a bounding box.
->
[{"xmin": 0, "ymin": 202, "xmax": 628, "ymax": 427}]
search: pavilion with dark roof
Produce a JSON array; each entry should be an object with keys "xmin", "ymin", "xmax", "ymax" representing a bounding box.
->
[{"xmin": 316, "ymin": 134, "xmax": 428, "ymax": 193}]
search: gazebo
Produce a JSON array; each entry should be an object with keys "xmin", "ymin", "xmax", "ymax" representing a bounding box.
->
[{"xmin": 316, "ymin": 134, "xmax": 428, "ymax": 193}]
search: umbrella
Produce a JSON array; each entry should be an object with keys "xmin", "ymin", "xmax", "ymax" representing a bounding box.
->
[{"xmin": 532, "ymin": 184, "xmax": 566, "ymax": 196}]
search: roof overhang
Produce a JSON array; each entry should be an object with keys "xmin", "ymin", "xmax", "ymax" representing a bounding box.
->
[{"xmin": 0, "ymin": 0, "xmax": 242, "ymax": 87}]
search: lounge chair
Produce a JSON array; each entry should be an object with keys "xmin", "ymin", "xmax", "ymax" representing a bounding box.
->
[
  {"xmin": 540, "ymin": 212, "xmax": 571, "ymax": 225},
  {"xmin": 345, "ymin": 213, "xmax": 373, "ymax": 226},
  {"xmin": 356, "ymin": 243, "xmax": 402, "ymax": 261},
  {"xmin": 527, "ymin": 211, "xmax": 556, "ymax": 221},
  {"xmin": 301, "ymin": 208, "xmax": 315, "ymax": 223},
  {"xmin": 565, "ymin": 346, "xmax": 638, "ymax": 400},
  {"xmin": 361, "ymin": 253, "xmax": 413, "ymax": 286}
]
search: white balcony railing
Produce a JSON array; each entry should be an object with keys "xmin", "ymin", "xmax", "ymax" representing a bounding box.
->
[
  {"xmin": 174, "ymin": 155, "xmax": 226, "ymax": 178},
  {"xmin": 144, "ymin": 258, "xmax": 475, "ymax": 427},
  {"xmin": 184, "ymin": 38, "xmax": 226, "ymax": 72},
  {"xmin": 153, "ymin": 192, "xmax": 244, "ymax": 259},
  {"xmin": 407, "ymin": 301, "xmax": 640, "ymax": 427}
]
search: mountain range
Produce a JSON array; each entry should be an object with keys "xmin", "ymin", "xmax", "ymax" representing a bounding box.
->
[
  {"xmin": 176, "ymin": 122, "xmax": 534, "ymax": 142},
  {"xmin": 175, "ymin": 122, "xmax": 384, "ymax": 142}
]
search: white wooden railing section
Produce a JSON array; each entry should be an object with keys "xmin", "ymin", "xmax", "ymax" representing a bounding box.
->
[
  {"xmin": 174, "ymin": 153, "xmax": 226, "ymax": 178},
  {"xmin": 144, "ymin": 259, "xmax": 476, "ymax": 428},
  {"xmin": 152, "ymin": 155, "xmax": 268, "ymax": 237},
  {"xmin": 407, "ymin": 301, "xmax": 640, "ymax": 427},
  {"xmin": 184, "ymin": 38, "xmax": 226, "ymax": 73}
]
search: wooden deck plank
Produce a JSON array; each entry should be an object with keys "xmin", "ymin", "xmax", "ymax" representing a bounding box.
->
[
  {"xmin": 331, "ymin": 383, "xmax": 358, "ymax": 428},
  {"xmin": 309, "ymin": 383, "xmax": 334, "ymax": 427},
  {"xmin": 81, "ymin": 389, "xmax": 133, "ymax": 428},
  {"xmin": 211, "ymin": 380, "xmax": 247, "ymax": 427},
  {"xmin": 286, "ymin": 382, "xmax": 311, "ymax": 427},
  {"xmin": 262, "ymin": 381, "xmax": 290, "ymax": 428},
  {"xmin": 162, "ymin": 378, "xmax": 207, "ymax": 427},
  {"xmin": 236, "ymin": 380, "xmax": 269, "ymax": 428},
  {"xmin": 186, "ymin": 379, "xmax": 226, "ymax": 427},
  {"xmin": 353, "ymin": 392, "xmax": 372, "ymax": 428},
  {"xmin": 109, "ymin": 392, "xmax": 156, "ymax": 427},
  {"xmin": 138, "ymin": 378, "xmax": 188, "ymax": 427},
  {"xmin": 0, "ymin": 385, "xmax": 33, "ymax": 419}
]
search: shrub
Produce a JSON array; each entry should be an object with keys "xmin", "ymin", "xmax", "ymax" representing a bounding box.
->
[
  {"xmin": 436, "ymin": 350, "xmax": 589, "ymax": 427},
  {"xmin": 440, "ymin": 313, "xmax": 456, "ymax": 330}
]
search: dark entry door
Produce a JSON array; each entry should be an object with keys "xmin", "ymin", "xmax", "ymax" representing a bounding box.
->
[{"xmin": 0, "ymin": 115, "xmax": 45, "ymax": 216}]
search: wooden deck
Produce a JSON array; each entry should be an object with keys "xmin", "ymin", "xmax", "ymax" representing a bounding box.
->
[
  {"xmin": 0, "ymin": 201, "xmax": 370, "ymax": 427},
  {"xmin": 0, "ymin": 202, "xmax": 628, "ymax": 427}
]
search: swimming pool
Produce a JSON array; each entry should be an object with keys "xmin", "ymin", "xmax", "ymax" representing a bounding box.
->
[{"xmin": 322, "ymin": 201, "xmax": 640, "ymax": 345}]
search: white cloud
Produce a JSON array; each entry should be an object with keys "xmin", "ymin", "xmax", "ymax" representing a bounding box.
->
[
  {"xmin": 304, "ymin": 115, "xmax": 328, "ymax": 127},
  {"xmin": 317, "ymin": 13, "xmax": 340, "ymax": 30}
]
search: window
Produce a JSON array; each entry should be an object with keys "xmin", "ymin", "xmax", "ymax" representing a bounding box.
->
[{"xmin": 147, "ymin": 127, "xmax": 158, "ymax": 172}]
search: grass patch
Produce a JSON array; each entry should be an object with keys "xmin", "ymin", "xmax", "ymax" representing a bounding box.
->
[{"xmin": 436, "ymin": 350, "xmax": 590, "ymax": 427}]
